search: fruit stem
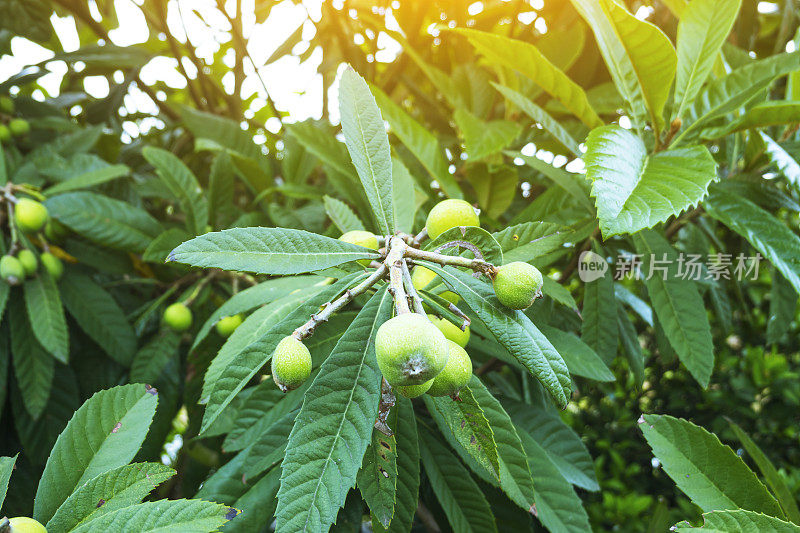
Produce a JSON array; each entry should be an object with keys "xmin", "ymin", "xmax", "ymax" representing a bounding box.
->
[
  {"xmin": 410, "ymin": 227, "xmax": 428, "ymax": 246},
  {"xmin": 446, "ymin": 301, "xmax": 471, "ymax": 331},
  {"xmin": 293, "ymin": 263, "xmax": 388, "ymax": 340},
  {"xmin": 399, "ymin": 259, "xmax": 426, "ymax": 315},
  {"xmin": 404, "ymin": 246, "xmax": 495, "ymax": 275},
  {"xmin": 385, "ymin": 236, "xmax": 411, "ymax": 315},
  {"xmin": 3, "ymin": 191, "xmax": 19, "ymax": 252}
]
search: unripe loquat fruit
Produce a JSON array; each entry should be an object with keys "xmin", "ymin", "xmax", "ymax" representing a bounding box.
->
[
  {"xmin": 6, "ymin": 517, "xmax": 47, "ymax": 533},
  {"xmin": 40, "ymin": 252, "xmax": 63, "ymax": 280},
  {"xmin": 271, "ymin": 335, "xmax": 312, "ymax": 392},
  {"xmin": 492, "ymin": 261, "xmax": 543, "ymax": 310},
  {"xmin": 375, "ymin": 313, "xmax": 449, "ymax": 387},
  {"xmin": 1, "ymin": 255, "xmax": 25, "ymax": 285},
  {"xmin": 426, "ymin": 340, "xmax": 472, "ymax": 398},
  {"xmin": 8, "ymin": 118, "xmax": 29, "ymax": 137},
  {"xmin": 14, "ymin": 198, "xmax": 48, "ymax": 234},
  {"xmin": 425, "ymin": 199, "xmax": 479, "ymax": 240},
  {"xmin": 0, "ymin": 124, "xmax": 10, "ymax": 144},
  {"xmin": 163, "ymin": 302, "xmax": 192, "ymax": 332},
  {"xmin": 17, "ymin": 249, "xmax": 37, "ymax": 277},
  {"xmin": 339, "ymin": 230, "xmax": 378, "ymax": 267},
  {"xmin": 411, "ymin": 265, "xmax": 459, "ymax": 305},
  {"xmin": 0, "ymin": 95, "xmax": 14, "ymax": 114},
  {"xmin": 215, "ymin": 314, "xmax": 244, "ymax": 337},
  {"xmin": 395, "ymin": 379, "xmax": 433, "ymax": 398},
  {"xmin": 427, "ymin": 314, "xmax": 470, "ymax": 347}
]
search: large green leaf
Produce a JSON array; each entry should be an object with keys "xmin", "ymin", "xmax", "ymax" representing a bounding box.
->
[
  {"xmin": 323, "ymin": 195, "xmax": 366, "ymax": 234},
  {"xmin": 580, "ymin": 247, "xmax": 618, "ymax": 364},
  {"xmin": 492, "ymin": 222, "xmax": 572, "ymax": 264},
  {"xmin": 338, "ymin": 68, "xmax": 395, "ymax": 235},
  {"xmin": 599, "ymin": 0, "xmax": 677, "ymax": 130},
  {"xmin": 23, "ymin": 274, "xmax": 68, "ymax": 363},
  {"xmin": 424, "ymin": 264, "xmax": 571, "ymax": 408},
  {"xmin": 492, "ymin": 83, "xmax": 580, "ymax": 157},
  {"xmin": 517, "ymin": 431, "xmax": 591, "ymax": 532},
  {"xmin": 192, "ymin": 275, "xmax": 318, "ymax": 351},
  {"xmin": 69, "ymin": 498, "xmax": 235, "ymax": 533},
  {"xmin": 168, "ymin": 227, "xmax": 379, "ymax": 275},
  {"xmin": 46, "ymin": 192, "xmax": 162, "ymax": 253},
  {"xmin": 639, "ymin": 414, "xmax": 783, "ymax": 517},
  {"xmin": 224, "ymin": 467, "xmax": 280, "ymax": 533},
  {"xmin": 674, "ymin": 510, "xmax": 800, "ymax": 532},
  {"xmin": 504, "ymin": 398, "xmax": 599, "ymax": 492},
  {"xmin": 10, "ymin": 298, "xmax": 54, "ymax": 419},
  {"xmin": 130, "ymin": 332, "xmax": 181, "ymax": 384},
  {"xmin": 539, "ymin": 325, "xmax": 615, "ymax": 382},
  {"xmin": 452, "ymin": 29, "xmax": 602, "ymax": 128},
  {"xmin": 766, "ymin": 270, "xmax": 797, "ymax": 344},
  {"xmin": 0, "ymin": 454, "xmax": 16, "ymax": 509},
  {"xmin": 60, "ymin": 271, "xmax": 136, "ymax": 366},
  {"xmin": 243, "ymin": 411, "xmax": 295, "ymax": 476},
  {"xmin": 426, "ymin": 226, "xmax": 503, "ymax": 266},
  {"xmin": 143, "ymin": 146, "xmax": 209, "ymax": 235},
  {"xmin": 424, "ymin": 387, "xmax": 501, "ymax": 480},
  {"xmin": 677, "ymin": 51, "xmax": 800, "ymax": 143},
  {"xmin": 705, "ymin": 187, "xmax": 800, "ymax": 295},
  {"xmin": 728, "ymin": 420, "xmax": 800, "ymax": 523},
  {"xmin": 634, "ymin": 231, "xmax": 714, "ymax": 387},
  {"xmin": 454, "ymin": 108, "xmax": 521, "ymax": 161},
  {"xmin": 673, "ymin": 0, "xmax": 742, "ymax": 119},
  {"xmin": 419, "ymin": 424, "xmax": 498, "ymax": 533},
  {"xmin": 357, "ymin": 427, "xmax": 398, "ymax": 527},
  {"xmin": 391, "ymin": 157, "xmax": 416, "ymax": 233},
  {"xmin": 584, "ymin": 125, "xmax": 717, "ymax": 238},
  {"xmin": 617, "ymin": 303, "xmax": 645, "ymax": 386},
  {"xmin": 371, "ymin": 397, "xmax": 420, "ymax": 533},
  {"xmin": 34, "ymin": 384, "xmax": 158, "ymax": 524},
  {"xmin": 470, "ymin": 378, "xmax": 535, "ymax": 511},
  {"xmin": 370, "ymin": 85, "xmax": 462, "ymax": 199},
  {"xmin": 761, "ymin": 133, "xmax": 800, "ymax": 187},
  {"xmin": 275, "ymin": 287, "xmax": 392, "ymax": 532},
  {"xmin": 466, "ymin": 165, "xmax": 517, "ymax": 220},
  {"xmin": 46, "ymin": 462, "xmax": 175, "ymax": 532},
  {"xmin": 43, "ymin": 164, "xmax": 130, "ymax": 195},
  {"xmin": 701, "ymin": 101, "xmax": 800, "ymax": 139}
]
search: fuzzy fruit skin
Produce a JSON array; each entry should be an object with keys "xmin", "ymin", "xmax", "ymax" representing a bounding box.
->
[
  {"xmin": 8, "ymin": 118, "xmax": 29, "ymax": 137},
  {"xmin": 271, "ymin": 336, "xmax": 312, "ymax": 391},
  {"xmin": 375, "ymin": 313, "xmax": 449, "ymax": 386},
  {"xmin": 14, "ymin": 198, "xmax": 48, "ymax": 233},
  {"xmin": 40, "ymin": 253, "xmax": 63, "ymax": 280},
  {"xmin": 1, "ymin": 255, "xmax": 25, "ymax": 285},
  {"xmin": 17, "ymin": 249, "xmax": 37, "ymax": 277},
  {"xmin": 425, "ymin": 199, "xmax": 479, "ymax": 240},
  {"xmin": 427, "ymin": 314, "xmax": 470, "ymax": 347},
  {"xmin": 7, "ymin": 517, "xmax": 47, "ymax": 533},
  {"xmin": 411, "ymin": 266, "xmax": 459, "ymax": 305},
  {"xmin": 0, "ymin": 96, "xmax": 13, "ymax": 114},
  {"xmin": 339, "ymin": 230, "xmax": 378, "ymax": 267},
  {"xmin": 395, "ymin": 379, "xmax": 433, "ymax": 398},
  {"xmin": 492, "ymin": 261, "xmax": 543, "ymax": 310},
  {"xmin": 0, "ymin": 125, "xmax": 10, "ymax": 144},
  {"xmin": 164, "ymin": 302, "xmax": 192, "ymax": 332},
  {"xmin": 215, "ymin": 314, "xmax": 243, "ymax": 337},
  {"xmin": 427, "ymin": 340, "xmax": 472, "ymax": 398}
]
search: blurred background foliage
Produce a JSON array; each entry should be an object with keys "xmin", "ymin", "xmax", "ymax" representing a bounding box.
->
[{"xmin": 1, "ymin": 0, "xmax": 799, "ymax": 531}]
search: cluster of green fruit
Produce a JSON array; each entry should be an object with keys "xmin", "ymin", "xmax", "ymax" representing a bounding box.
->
[
  {"xmin": 0, "ymin": 95, "xmax": 31, "ymax": 145},
  {"xmin": 269, "ymin": 199, "xmax": 544, "ymax": 399},
  {"xmin": 1, "ymin": 198, "xmax": 63, "ymax": 285},
  {"xmin": 162, "ymin": 301, "xmax": 244, "ymax": 338}
]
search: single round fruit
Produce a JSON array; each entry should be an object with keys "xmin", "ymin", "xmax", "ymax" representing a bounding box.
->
[
  {"xmin": 17, "ymin": 249, "xmax": 37, "ymax": 277},
  {"xmin": 215, "ymin": 314, "xmax": 243, "ymax": 337},
  {"xmin": 492, "ymin": 261, "xmax": 543, "ymax": 310},
  {"xmin": 8, "ymin": 118, "xmax": 29, "ymax": 137},
  {"xmin": 427, "ymin": 314, "xmax": 470, "ymax": 347},
  {"xmin": 411, "ymin": 266, "xmax": 459, "ymax": 305},
  {"xmin": 395, "ymin": 379, "xmax": 433, "ymax": 398},
  {"xmin": 427, "ymin": 340, "xmax": 473, "ymax": 398},
  {"xmin": 1, "ymin": 255, "xmax": 25, "ymax": 285},
  {"xmin": 163, "ymin": 302, "xmax": 192, "ymax": 332},
  {"xmin": 40, "ymin": 252, "xmax": 63, "ymax": 280},
  {"xmin": 44, "ymin": 218, "xmax": 69, "ymax": 242},
  {"xmin": 7, "ymin": 516, "xmax": 47, "ymax": 533},
  {"xmin": 375, "ymin": 313, "xmax": 449, "ymax": 386},
  {"xmin": 0, "ymin": 95, "xmax": 14, "ymax": 114},
  {"xmin": 339, "ymin": 230, "xmax": 378, "ymax": 267},
  {"xmin": 271, "ymin": 335, "xmax": 312, "ymax": 391},
  {"xmin": 425, "ymin": 199, "xmax": 479, "ymax": 240},
  {"xmin": 0, "ymin": 124, "xmax": 11, "ymax": 144},
  {"xmin": 14, "ymin": 198, "xmax": 48, "ymax": 233}
]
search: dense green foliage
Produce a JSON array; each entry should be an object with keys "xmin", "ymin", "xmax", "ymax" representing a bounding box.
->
[{"xmin": 0, "ymin": 0, "xmax": 799, "ymax": 531}]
